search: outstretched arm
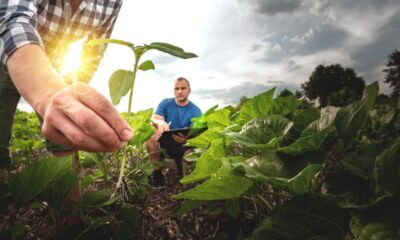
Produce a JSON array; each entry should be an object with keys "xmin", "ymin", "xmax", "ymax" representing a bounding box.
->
[{"xmin": 7, "ymin": 44, "xmax": 132, "ymax": 152}]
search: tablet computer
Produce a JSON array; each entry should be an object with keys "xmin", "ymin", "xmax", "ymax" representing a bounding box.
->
[{"xmin": 158, "ymin": 126, "xmax": 207, "ymax": 144}]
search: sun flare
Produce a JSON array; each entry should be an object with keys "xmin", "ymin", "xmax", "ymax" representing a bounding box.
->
[{"xmin": 60, "ymin": 38, "xmax": 86, "ymax": 77}]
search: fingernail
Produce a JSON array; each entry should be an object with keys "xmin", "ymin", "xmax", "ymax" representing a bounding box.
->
[{"xmin": 122, "ymin": 129, "xmax": 133, "ymax": 140}]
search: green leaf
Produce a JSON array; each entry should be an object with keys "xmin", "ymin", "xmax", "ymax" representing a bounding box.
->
[
  {"xmin": 204, "ymin": 105, "xmax": 219, "ymax": 115},
  {"xmin": 332, "ymin": 192, "xmax": 390, "ymax": 209},
  {"xmin": 251, "ymin": 194, "xmax": 346, "ymax": 240},
  {"xmin": 145, "ymin": 42, "xmax": 198, "ymax": 59},
  {"xmin": 186, "ymin": 129, "xmax": 224, "ymax": 148},
  {"xmin": 350, "ymin": 214, "xmax": 400, "ymax": 240},
  {"xmin": 341, "ymin": 141, "xmax": 386, "ymax": 180},
  {"xmin": 88, "ymin": 38, "xmax": 134, "ymax": 48},
  {"xmin": 234, "ymin": 151, "xmax": 290, "ymax": 178},
  {"xmin": 9, "ymin": 156, "xmax": 75, "ymax": 207},
  {"xmin": 277, "ymin": 125, "xmax": 334, "ymax": 155},
  {"xmin": 80, "ymin": 190, "xmax": 115, "ymax": 209},
  {"xmin": 133, "ymin": 45, "xmax": 146, "ymax": 56},
  {"xmin": 238, "ymin": 88, "xmax": 275, "ymax": 123},
  {"xmin": 228, "ymin": 115, "xmax": 292, "ymax": 148},
  {"xmin": 373, "ymin": 137, "xmax": 400, "ymax": 198},
  {"xmin": 334, "ymin": 82, "xmax": 379, "ymax": 146},
  {"xmin": 363, "ymin": 81, "xmax": 379, "ymax": 109},
  {"xmin": 191, "ymin": 115, "xmax": 207, "ymax": 129},
  {"xmin": 138, "ymin": 60, "xmax": 155, "ymax": 71},
  {"xmin": 205, "ymin": 108, "xmax": 232, "ymax": 129},
  {"xmin": 235, "ymin": 156, "xmax": 322, "ymax": 194},
  {"xmin": 180, "ymin": 139, "xmax": 225, "ymax": 184},
  {"xmin": 121, "ymin": 205, "xmax": 141, "ymax": 227},
  {"xmin": 174, "ymin": 175, "xmax": 253, "ymax": 200},
  {"xmin": 40, "ymin": 170, "xmax": 78, "ymax": 208},
  {"xmin": 109, "ymin": 70, "xmax": 134, "ymax": 105},
  {"xmin": 126, "ymin": 109, "xmax": 155, "ymax": 146}
]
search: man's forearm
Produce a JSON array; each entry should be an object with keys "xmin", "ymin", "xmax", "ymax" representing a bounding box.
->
[
  {"xmin": 6, "ymin": 44, "xmax": 66, "ymax": 117},
  {"xmin": 6, "ymin": 43, "xmax": 133, "ymax": 152}
]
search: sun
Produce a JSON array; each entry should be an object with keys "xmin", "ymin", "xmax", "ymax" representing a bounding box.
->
[{"xmin": 60, "ymin": 38, "xmax": 86, "ymax": 77}]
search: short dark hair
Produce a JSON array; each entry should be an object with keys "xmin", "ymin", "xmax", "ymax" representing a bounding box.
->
[{"xmin": 175, "ymin": 77, "xmax": 190, "ymax": 87}]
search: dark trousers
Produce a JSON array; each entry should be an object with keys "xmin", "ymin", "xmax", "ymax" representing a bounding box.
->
[
  {"xmin": 0, "ymin": 66, "xmax": 69, "ymax": 167},
  {"xmin": 0, "ymin": 67, "xmax": 20, "ymax": 166},
  {"xmin": 160, "ymin": 140, "xmax": 190, "ymax": 177}
]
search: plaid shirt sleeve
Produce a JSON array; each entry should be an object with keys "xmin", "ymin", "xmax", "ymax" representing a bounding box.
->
[
  {"xmin": 78, "ymin": 1, "xmax": 122, "ymax": 83},
  {"xmin": 0, "ymin": 0, "xmax": 44, "ymax": 66}
]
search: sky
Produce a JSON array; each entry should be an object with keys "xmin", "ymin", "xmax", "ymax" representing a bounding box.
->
[{"xmin": 18, "ymin": 0, "xmax": 400, "ymax": 113}]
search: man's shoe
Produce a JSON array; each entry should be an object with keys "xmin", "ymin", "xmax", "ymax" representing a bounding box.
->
[{"xmin": 150, "ymin": 169, "xmax": 165, "ymax": 187}]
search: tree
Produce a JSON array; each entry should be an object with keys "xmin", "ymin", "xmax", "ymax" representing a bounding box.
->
[
  {"xmin": 236, "ymin": 96, "xmax": 250, "ymax": 111},
  {"xmin": 277, "ymin": 89, "xmax": 294, "ymax": 98},
  {"xmin": 383, "ymin": 49, "xmax": 400, "ymax": 98},
  {"xmin": 301, "ymin": 64, "xmax": 365, "ymax": 107},
  {"xmin": 294, "ymin": 90, "xmax": 303, "ymax": 99}
]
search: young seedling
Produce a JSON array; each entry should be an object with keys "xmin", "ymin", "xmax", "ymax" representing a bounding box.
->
[{"xmin": 89, "ymin": 39, "xmax": 197, "ymax": 190}]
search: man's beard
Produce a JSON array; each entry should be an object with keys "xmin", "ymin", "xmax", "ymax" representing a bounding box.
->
[{"xmin": 176, "ymin": 96, "xmax": 188, "ymax": 103}]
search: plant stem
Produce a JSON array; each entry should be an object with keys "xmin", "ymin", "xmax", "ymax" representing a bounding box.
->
[
  {"xmin": 126, "ymin": 55, "xmax": 140, "ymax": 123},
  {"xmin": 116, "ymin": 55, "xmax": 140, "ymax": 189}
]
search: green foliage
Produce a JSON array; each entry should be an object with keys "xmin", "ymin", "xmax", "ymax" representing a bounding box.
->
[
  {"xmin": 383, "ymin": 49, "xmax": 400, "ymax": 98},
  {"xmin": 277, "ymin": 89, "xmax": 294, "ymax": 98},
  {"xmin": 89, "ymin": 39, "xmax": 197, "ymax": 191},
  {"xmin": 5, "ymin": 78, "xmax": 399, "ymax": 239},
  {"xmin": 144, "ymin": 42, "xmax": 198, "ymax": 59},
  {"xmin": 373, "ymin": 137, "xmax": 400, "ymax": 199},
  {"xmin": 172, "ymin": 81, "xmax": 400, "ymax": 238},
  {"xmin": 109, "ymin": 70, "xmax": 134, "ymax": 105},
  {"xmin": 349, "ymin": 200, "xmax": 400, "ymax": 240},
  {"xmin": 250, "ymin": 194, "xmax": 346, "ymax": 240},
  {"xmin": 9, "ymin": 156, "xmax": 77, "ymax": 207},
  {"xmin": 239, "ymin": 88, "xmax": 275, "ymax": 123},
  {"xmin": 80, "ymin": 190, "xmax": 116, "ymax": 209},
  {"xmin": 302, "ymin": 64, "xmax": 365, "ymax": 107},
  {"xmin": 124, "ymin": 108, "xmax": 154, "ymax": 146},
  {"xmin": 11, "ymin": 110, "xmax": 45, "ymax": 163},
  {"xmin": 180, "ymin": 139, "xmax": 225, "ymax": 184},
  {"xmin": 228, "ymin": 115, "xmax": 292, "ymax": 147}
]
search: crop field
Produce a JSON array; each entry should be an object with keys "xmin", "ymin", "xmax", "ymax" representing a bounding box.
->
[{"xmin": 1, "ymin": 81, "xmax": 400, "ymax": 239}]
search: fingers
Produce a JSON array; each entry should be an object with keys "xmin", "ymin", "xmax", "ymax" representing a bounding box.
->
[
  {"xmin": 42, "ymin": 109, "xmax": 118, "ymax": 152},
  {"xmin": 65, "ymin": 100, "xmax": 126, "ymax": 149},
  {"xmin": 172, "ymin": 134, "xmax": 186, "ymax": 144},
  {"xmin": 157, "ymin": 122, "xmax": 170, "ymax": 135},
  {"xmin": 73, "ymin": 82, "xmax": 133, "ymax": 141},
  {"xmin": 41, "ymin": 82, "xmax": 131, "ymax": 152}
]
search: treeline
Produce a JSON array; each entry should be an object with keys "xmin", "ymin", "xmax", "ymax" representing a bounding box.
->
[{"xmin": 241, "ymin": 49, "xmax": 400, "ymax": 109}]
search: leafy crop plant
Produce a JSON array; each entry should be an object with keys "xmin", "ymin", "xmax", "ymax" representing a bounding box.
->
[{"xmin": 89, "ymin": 39, "xmax": 197, "ymax": 192}]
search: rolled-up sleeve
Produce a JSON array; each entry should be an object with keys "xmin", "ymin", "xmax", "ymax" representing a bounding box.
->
[{"xmin": 0, "ymin": 0, "xmax": 43, "ymax": 65}]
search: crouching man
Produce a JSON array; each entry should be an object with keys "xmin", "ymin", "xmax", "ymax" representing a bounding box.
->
[{"xmin": 146, "ymin": 77, "xmax": 202, "ymax": 186}]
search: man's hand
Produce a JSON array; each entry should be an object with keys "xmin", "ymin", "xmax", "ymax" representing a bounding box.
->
[
  {"xmin": 41, "ymin": 82, "xmax": 133, "ymax": 152},
  {"xmin": 172, "ymin": 133, "xmax": 187, "ymax": 144},
  {"xmin": 155, "ymin": 121, "xmax": 170, "ymax": 139},
  {"xmin": 7, "ymin": 44, "xmax": 132, "ymax": 152}
]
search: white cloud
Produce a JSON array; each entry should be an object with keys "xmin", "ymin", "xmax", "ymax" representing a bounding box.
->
[
  {"xmin": 20, "ymin": 0, "xmax": 398, "ymax": 113},
  {"xmin": 272, "ymin": 43, "xmax": 283, "ymax": 52}
]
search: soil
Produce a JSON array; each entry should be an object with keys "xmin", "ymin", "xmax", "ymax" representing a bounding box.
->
[{"xmin": 0, "ymin": 167, "xmax": 226, "ymax": 240}]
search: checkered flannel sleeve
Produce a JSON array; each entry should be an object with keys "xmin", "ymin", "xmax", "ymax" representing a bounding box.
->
[{"xmin": 0, "ymin": 0, "xmax": 44, "ymax": 66}]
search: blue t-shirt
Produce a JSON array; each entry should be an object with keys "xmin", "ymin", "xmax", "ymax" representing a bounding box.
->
[{"xmin": 155, "ymin": 98, "xmax": 202, "ymax": 130}]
